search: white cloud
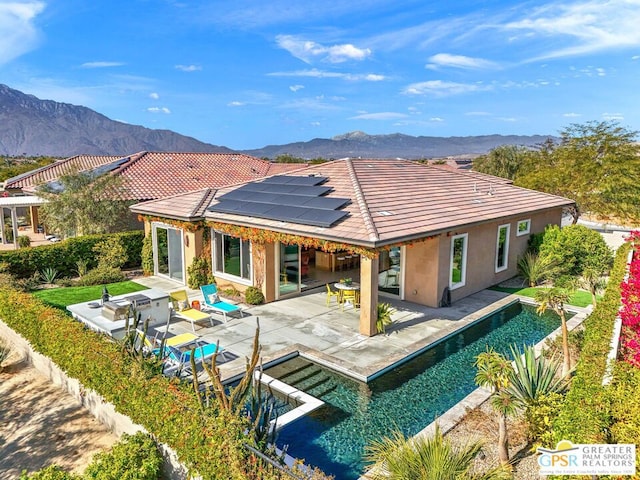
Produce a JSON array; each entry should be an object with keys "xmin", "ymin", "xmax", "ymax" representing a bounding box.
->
[
  {"xmin": 403, "ymin": 80, "xmax": 490, "ymax": 97},
  {"xmin": 147, "ymin": 107, "xmax": 171, "ymax": 114},
  {"xmin": 349, "ymin": 112, "xmax": 408, "ymax": 120},
  {"xmin": 633, "ymin": 55, "xmax": 640, "ymax": 60},
  {"xmin": 497, "ymin": 117, "xmax": 517, "ymax": 122},
  {"xmin": 289, "ymin": 84, "xmax": 304, "ymax": 92},
  {"xmin": 268, "ymin": 68, "xmax": 385, "ymax": 81},
  {"xmin": 563, "ymin": 112, "xmax": 581, "ymax": 117},
  {"xmin": 602, "ymin": 112, "xmax": 624, "ymax": 121},
  {"xmin": 426, "ymin": 53, "xmax": 497, "ymax": 70},
  {"xmin": 149, "ymin": 92, "xmax": 160, "ymax": 99},
  {"xmin": 228, "ymin": 101, "xmax": 246, "ymax": 107},
  {"xmin": 276, "ymin": 35, "xmax": 371, "ymax": 63},
  {"xmin": 504, "ymin": 1, "xmax": 640, "ymax": 60},
  {"xmin": 0, "ymin": 1, "xmax": 45, "ymax": 65},
  {"xmin": 175, "ymin": 64, "xmax": 202, "ymax": 72},
  {"xmin": 80, "ymin": 61, "xmax": 124, "ymax": 68},
  {"xmin": 465, "ymin": 111, "xmax": 491, "ymax": 116},
  {"xmin": 429, "ymin": 117, "xmax": 444, "ymax": 122}
]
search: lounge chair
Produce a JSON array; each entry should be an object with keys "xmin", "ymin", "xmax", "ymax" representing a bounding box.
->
[
  {"xmin": 200, "ymin": 284, "xmax": 244, "ymax": 323},
  {"xmin": 158, "ymin": 340, "xmax": 226, "ymax": 377},
  {"xmin": 135, "ymin": 328, "xmax": 199, "ymax": 351},
  {"xmin": 169, "ymin": 290, "xmax": 212, "ymax": 332}
]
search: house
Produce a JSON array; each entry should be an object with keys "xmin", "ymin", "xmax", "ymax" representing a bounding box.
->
[
  {"xmin": 2, "ymin": 151, "xmax": 305, "ymax": 238},
  {"xmin": 132, "ymin": 157, "xmax": 574, "ymax": 336}
]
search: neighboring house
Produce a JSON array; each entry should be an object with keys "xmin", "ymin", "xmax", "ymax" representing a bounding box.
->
[
  {"xmin": 131, "ymin": 158, "xmax": 574, "ymax": 336},
  {"xmin": 3, "ymin": 151, "xmax": 306, "ymax": 233}
]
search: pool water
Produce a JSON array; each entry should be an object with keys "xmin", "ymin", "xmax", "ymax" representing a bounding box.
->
[{"xmin": 264, "ymin": 302, "xmax": 562, "ymax": 480}]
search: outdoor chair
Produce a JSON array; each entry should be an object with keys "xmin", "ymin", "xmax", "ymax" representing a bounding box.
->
[
  {"xmin": 200, "ymin": 284, "xmax": 244, "ymax": 323},
  {"xmin": 159, "ymin": 340, "xmax": 226, "ymax": 377},
  {"xmin": 326, "ymin": 283, "xmax": 341, "ymax": 306},
  {"xmin": 134, "ymin": 328, "xmax": 199, "ymax": 353},
  {"xmin": 169, "ymin": 290, "xmax": 212, "ymax": 332},
  {"xmin": 341, "ymin": 290, "xmax": 360, "ymax": 311}
]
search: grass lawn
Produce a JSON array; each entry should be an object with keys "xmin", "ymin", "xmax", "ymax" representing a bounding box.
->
[
  {"xmin": 32, "ymin": 281, "xmax": 149, "ymax": 311},
  {"xmin": 490, "ymin": 285, "xmax": 596, "ymax": 308}
]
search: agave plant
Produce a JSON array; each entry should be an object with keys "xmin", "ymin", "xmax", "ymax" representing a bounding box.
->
[
  {"xmin": 39, "ymin": 267, "xmax": 59, "ymax": 284},
  {"xmin": 505, "ymin": 344, "xmax": 567, "ymax": 406}
]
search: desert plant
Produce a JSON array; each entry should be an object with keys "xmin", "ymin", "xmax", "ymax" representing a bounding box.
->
[
  {"xmin": 535, "ymin": 287, "xmax": 573, "ymax": 377},
  {"xmin": 0, "ymin": 338, "xmax": 11, "ymax": 372},
  {"xmin": 17, "ymin": 235, "xmax": 31, "ymax": 248},
  {"xmin": 75, "ymin": 259, "xmax": 89, "ymax": 278},
  {"xmin": 39, "ymin": 267, "xmax": 59, "ymax": 284},
  {"xmin": 364, "ymin": 424, "xmax": 510, "ymax": 480},
  {"xmin": 244, "ymin": 286, "xmax": 265, "ymax": 305},
  {"xmin": 376, "ymin": 302, "xmax": 395, "ymax": 334},
  {"xmin": 517, "ymin": 252, "xmax": 555, "ymax": 287}
]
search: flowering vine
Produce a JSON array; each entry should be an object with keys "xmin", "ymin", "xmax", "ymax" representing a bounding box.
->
[{"xmin": 620, "ymin": 230, "xmax": 640, "ymax": 367}]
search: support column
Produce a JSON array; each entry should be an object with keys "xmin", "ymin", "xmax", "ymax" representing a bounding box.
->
[
  {"xmin": 0, "ymin": 208, "xmax": 5, "ymax": 244},
  {"xmin": 30, "ymin": 206, "xmax": 40, "ymax": 233},
  {"xmin": 359, "ymin": 255, "xmax": 379, "ymax": 336},
  {"xmin": 11, "ymin": 207, "xmax": 18, "ymax": 249}
]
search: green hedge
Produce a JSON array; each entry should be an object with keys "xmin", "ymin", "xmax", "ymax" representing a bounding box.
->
[
  {"xmin": 0, "ymin": 287, "xmax": 299, "ymax": 480},
  {"xmin": 552, "ymin": 243, "xmax": 631, "ymax": 443},
  {"xmin": 0, "ymin": 231, "xmax": 143, "ymax": 279}
]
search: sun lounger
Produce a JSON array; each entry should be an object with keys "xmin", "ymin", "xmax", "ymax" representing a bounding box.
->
[
  {"xmin": 158, "ymin": 340, "xmax": 225, "ymax": 377},
  {"xmin": 200, "ymin": 284, "xmax": 244, "ymax": 323},
  {"xmin": 169, "ymin": 290, "xmax": 212, "ymax": 332}
]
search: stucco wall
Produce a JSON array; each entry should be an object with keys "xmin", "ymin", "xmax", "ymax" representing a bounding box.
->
[{"xmin": 404, "ymin": 237, "xmax": 442, "ymax": 307}]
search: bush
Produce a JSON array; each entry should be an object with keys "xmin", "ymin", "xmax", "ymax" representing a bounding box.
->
[
  {"xmin": 244, "ymin": 286, "xmax": 265, "ymax": 305},
  {"xmin": 20, "ymin": 465, "xmax": 81, "ymax": 480},
  {"xmin": 524, "ymin": 392, "xmax": 564, "ymax": 448},
  {"xmin": 187, "ymin": 256, "xmax": 214, "ymax": 289},
  {"xmin": 83, "ymin": 432, "xmax": 162, "ymax": 480},
  {"xmin": 93, "ymin": 237, "xmax": 127, "ymax": 270},
  {"xmin": 76, "ymin": 267, "xmax": 127, "ymax": 286},
  {"xmin": 141, "ymin": 235, "xmax": 153, "ymax": 276},
  {"xmin": 0, "ymin": 231, "xmax": 144, "ymax": 279},
  {"xmin": 18, "ymin": 235, "xmax": 31, "ymax": 248}
]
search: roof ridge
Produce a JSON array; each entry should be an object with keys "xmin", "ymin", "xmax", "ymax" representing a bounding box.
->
[
  {"xmin": 111, "ymin": 151, "xmax": 147, "ymax": 175},
  {"xmin": 192, "ymin": 187, "xmax": 217, "ymax": 217},
  {"xmin": 346, "ymin": 158, "xmax": 379, "ymax": 242},
  {"xmin": 4, "ymin": 155, "xmax": 81, "ymax": 187}
]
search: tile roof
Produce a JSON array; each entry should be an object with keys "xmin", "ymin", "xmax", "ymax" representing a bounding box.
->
[
  {"xmin": 134, "ymin": 158, "xmax": 575, "ymax": 247},
  {"xmin": 9, "ymin": 151, "xmax": 307, "ymax": 201},
  {"xmin": 131, "ymin": 188, "xmax": 216, "ymax": 221}
]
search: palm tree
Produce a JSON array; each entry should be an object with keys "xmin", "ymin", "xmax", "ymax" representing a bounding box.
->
[
  {"xmin": 580, "ymin": 267, "xmax": 607, "ymax": 308},
  {"xmin": 363, "ymin": 425, "xmax": 510, "ymax": 480},
  {"xmin": 535, "ymin": 287, "xmax": 572, "ymax": 377},
  {"xmin": 474, "ymin": 348, "xmax": 519, "ymax": 466},
  {"xmin": 517, "ymin": 252, "xmax": 555, "ymax": 287}
]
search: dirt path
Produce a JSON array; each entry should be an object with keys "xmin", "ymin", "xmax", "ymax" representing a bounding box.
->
[{"xmin": 0, "ymin": 353, "xmax": 117, "ymax": 478}]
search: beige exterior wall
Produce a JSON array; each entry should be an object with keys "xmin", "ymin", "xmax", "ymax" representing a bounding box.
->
[
  {"xmin": 403, "ymin": 237, "xmax": 443, "ymax": 307},
  {"xmin": 182, "ymin": 229, "xmax": 203, "ymax": 279}
]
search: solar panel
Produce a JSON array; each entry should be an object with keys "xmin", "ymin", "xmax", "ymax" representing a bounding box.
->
[{"xmin": 208, "ymin": 175, "xmax": 349, "ymax": 227}]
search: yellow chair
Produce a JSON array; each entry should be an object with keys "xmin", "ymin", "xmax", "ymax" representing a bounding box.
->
[
  {"xmin": 169, "ymin": 290, "xmax": 212, "ymax": 332},
  {"xmin": 341, "ymin": 290, "xmax": 360, "ymax": 311},
  {"xmin": 326, "ymin": 284, "xmax": 342, "ymax": 306}
]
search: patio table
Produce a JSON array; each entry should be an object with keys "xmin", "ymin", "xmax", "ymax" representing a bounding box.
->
[{"xmin": 334, "ymin": 282, "xmax": 360, "ymax": 309}]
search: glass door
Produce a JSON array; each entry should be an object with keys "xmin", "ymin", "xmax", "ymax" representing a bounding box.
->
[
  {"xmin": 378, "ymin": 246, "xmax": 401, "ymax": 296},
  {"xmin": 154, "ymin": 225, "xmax": 184, "ymax": 282},
  {"xmin": 279, "ymin": 244, "xmax": 300, "ymax": 297}
]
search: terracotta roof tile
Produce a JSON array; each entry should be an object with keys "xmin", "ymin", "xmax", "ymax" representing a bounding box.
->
[{"xmin": 136, "ymin": 158, "xmax": 574, "ymax": 247}]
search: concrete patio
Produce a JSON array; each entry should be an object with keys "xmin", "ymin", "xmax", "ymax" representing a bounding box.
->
[{"xmin": 133, "ymin": 276, "xmax": 518, "ymax": 382}]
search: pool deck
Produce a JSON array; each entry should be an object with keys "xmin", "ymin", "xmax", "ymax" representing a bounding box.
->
[{"xmin": 131, "ymin": 276, "xmax": 553, "ymax": 383}]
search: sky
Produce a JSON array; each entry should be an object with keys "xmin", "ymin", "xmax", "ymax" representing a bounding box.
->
[{"xmin": 1, "ymin": 0, "xmax": 640, "ymax": 150}]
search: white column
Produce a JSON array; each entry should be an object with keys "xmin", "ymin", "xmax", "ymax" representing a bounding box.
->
[
  {"xmin": 11, "ymin": 207, "xmax": 18, "ymax": 249},
  {"xmin": 0, "ymin": 208, "xmax": 5, "ymax": 244}
]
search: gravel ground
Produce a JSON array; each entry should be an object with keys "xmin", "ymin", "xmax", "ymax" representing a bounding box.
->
[{"xmin": 444, "ymin": 400, "xmax": 543, "ymax": 480}]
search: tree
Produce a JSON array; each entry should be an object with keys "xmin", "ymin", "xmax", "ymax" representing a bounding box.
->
[
  {"xmin": 472, "ymin": 144, "xmax": 534, "ymax": 180},
  {"xmin": 474, "ymin": 348, "xmax": 519, "ymax": 465},
  {"xmin": 516, "ymin": 121, "xmax": 640, "ymax": 225},
  {"xmin": 364, "ymin": 425, "xmax": 510, "ymax": 480},
  {"xmin": 535, "ymin": 287, "xmax": 573, "ymax": 377},
  {"xmin": 39, "ymin": 168, "xmax": 132, "ymax": 237}
]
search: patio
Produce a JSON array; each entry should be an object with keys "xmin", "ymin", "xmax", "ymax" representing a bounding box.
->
[{"xmin": 133, "ymin": 276, "xmax": 518, "ymax": 383}]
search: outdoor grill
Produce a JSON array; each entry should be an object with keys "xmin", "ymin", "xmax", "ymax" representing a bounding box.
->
[
  {"xmin": 101, "ymin": 301, "xmax": 130, "ymax": 321},
  {"xmin": 124, "ymin": 293, "xmax": 152, "ymax": 310}
]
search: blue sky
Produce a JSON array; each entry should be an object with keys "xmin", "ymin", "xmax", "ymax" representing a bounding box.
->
[{"xmin": 2, "ymin": 0, "xmax": 640, "ymax": 150}]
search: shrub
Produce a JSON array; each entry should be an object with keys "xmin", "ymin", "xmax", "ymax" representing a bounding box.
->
[
  {"xmin": 40, "ymin": 267, "xmax": 59, "ymax": 284},
  {"xmin": 141, "ymin": 235, "xmax": 153, "ymax": 276},
  {"xmin": 20, "ymin": 465, "xmax": 81, "ymax": 480},
  {"xmin": 524, "ymin": 392, "xmax": 564, "ymax": 448},
  {"xmin": 517, "ymin": 252, "xmax": 554, "ymax": 287},
  {"xmin": 376, "ymin": 302, "xmax": 395, "ymax": 334},
  {"xmin": 83, "ymin": 432, "xmax": 163, "ymax": 480},
  {"xmin": 18, "ymin": 235, "xmax": 31, "ymax": 248},
  {"xmin": 244, "ymin": 286, "xmax": 265, "ymax": 305},
  {"xmin": 187, "ymin": 256, "xmax": 214, "ymax": 289},
  {"xmin": 93, "ymin": 237, "xmax": 127, "ymax": 270},
  {"xmin": 76, "ymin": 267, "xmax": 127, "ymax": 286}
]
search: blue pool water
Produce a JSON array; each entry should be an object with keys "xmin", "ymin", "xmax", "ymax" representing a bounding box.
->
[{"xmin": 263, "ymin": 302, "xmax": 562, "ymax": 480}]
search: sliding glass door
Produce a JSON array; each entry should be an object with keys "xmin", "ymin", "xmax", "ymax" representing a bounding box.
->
[{"xmin": 154, "ymin": 224, "xmax": 184, "ymax": 282}]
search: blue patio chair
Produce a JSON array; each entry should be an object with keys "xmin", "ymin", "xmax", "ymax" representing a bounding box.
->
[
  {"xmin": 200, "ymin": 284, "xmax": 244, "ymax": 323},
  {"xmin": 156, "ymin": 340, "xmax": 225, "ymax": 377}
]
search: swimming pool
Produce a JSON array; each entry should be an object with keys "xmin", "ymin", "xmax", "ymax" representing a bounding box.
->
[{"xmin": 263, "ymin": 301, "xmax": 562, "ymax": 480}]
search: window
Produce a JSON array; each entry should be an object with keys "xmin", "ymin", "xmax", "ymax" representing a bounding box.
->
[
  {"xmin": 495, "ymin": 224, "xmax": 510, "ymax": 272},
  {"xmin": 517, "ymin": 219, "xmax": 531, "ymax": 236},
  {"xmin": 213, "ymin": 231, "xmax": 251, "ymax": 281},
  {"xmin": 450, "ymin": 233, "xmax": 468, "ymax": 289}
]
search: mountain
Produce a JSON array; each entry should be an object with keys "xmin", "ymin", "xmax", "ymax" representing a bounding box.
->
[
  {"xmin": 240, "ymin": 130, "xmax": 553, "ymax": 159},
  {"xmin": 0, "ymin": 84, "xmax": 552, "ymax": 159},
  {"xmin": 0, "ymin": 84, "xmax": 232, "ymax": 156}
]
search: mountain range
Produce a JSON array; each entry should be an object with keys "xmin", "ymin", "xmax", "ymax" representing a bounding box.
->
[{"xmin": 0, "ymin": 84, "xmax": 551, "ymax": 159}]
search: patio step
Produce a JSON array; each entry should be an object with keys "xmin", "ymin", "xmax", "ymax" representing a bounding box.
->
[
  {"xmin": 298, "ymin": 375, "xmax": 332, "ymax": 395},
  {"xmin": 276, "ymin": 361, "xmax": 316, "ymax": 383},
  {"xmin": 286, "ymin": 367, "xmax": 325, "ymax": 390},
  {"xmin": 310, "ymin": 384, "xmax": 337, "ymax": 399}
]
